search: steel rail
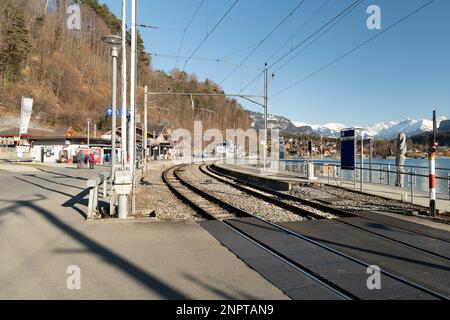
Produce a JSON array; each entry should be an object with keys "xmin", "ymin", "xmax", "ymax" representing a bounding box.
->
[
  {"xmin": 165, "ymin": 164, "xmax": 448, "ymax": 300},
  {"xmin": 209, "ymin": 164, "xmax": 450, "ymax": 244},
  {"xmin": 203, "ymin": 164, "xmax": 450, "ymax": 262},
  {"xmin": 163, "ymin": 164, "xmax": 353, "ymax": 300}
]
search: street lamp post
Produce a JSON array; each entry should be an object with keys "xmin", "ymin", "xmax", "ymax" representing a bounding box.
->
[
  {"xmin": 101, "ymin": 35, "xmax": 121, "ymax": 171},
  {"xmin": 87, "ymin": 118, "xmax": 91, "ymax": 148},
  {"xmin": 102, "ymin": 34, "xmax": 122, "ymax": 216}
]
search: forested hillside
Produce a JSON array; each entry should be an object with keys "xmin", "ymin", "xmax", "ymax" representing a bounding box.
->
[{"xmin": 0, "ymin": 0, "xmax": 251, "ymax": 134}]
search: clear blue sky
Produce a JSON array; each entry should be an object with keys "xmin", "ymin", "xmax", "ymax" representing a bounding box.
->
[{"xmin": 98, "ymin": 0, "xmax": 449, "ymax": 126}]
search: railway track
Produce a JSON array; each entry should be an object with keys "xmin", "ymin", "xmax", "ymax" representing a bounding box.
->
[
  {"xmin": 205, "ymin": 164, "xmax": 450, "ymax": 261},
  {"xmin": 163, "ymin": 163, "xmax": 448, "ymax": 300}
]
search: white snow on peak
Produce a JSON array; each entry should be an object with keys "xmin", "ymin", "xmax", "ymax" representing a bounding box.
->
[{"xmin": 294, "ymin": 117, "xmax": 448, "ymax": 139}]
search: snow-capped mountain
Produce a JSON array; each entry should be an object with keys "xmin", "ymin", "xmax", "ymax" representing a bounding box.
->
[
  {"xmin": 365, "ymin": 121, "xmax": 398, "ymax": 138},
  {"xmin": 250, "ymin": 111, "xmax": 314, "ymax": 135},
  {"xmin": 293, "ymin": 122, "xmax": 346, "ymax": 138},
  {"xmin": 295, "ymin": 117, "xmax": 447, "ymax": 139},
  {"xmin": 250, "ymin": 111, "xmax": 448, "ymax": 139},
  {"xmin": 374, "ymin": 119, "xmax": 431, "ymax": 139}
]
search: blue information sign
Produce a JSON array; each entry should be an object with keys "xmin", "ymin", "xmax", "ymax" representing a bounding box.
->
[
  {"xmin": 341, "ymin": 129, "xmax": 355, "ymax": 170},
  {"xmin": 105, "ymin": 107, "xmax": 129, "ymax": 117},
  {"xmin": 117, "ymin": 109, "xmax": 130, "ymax": 116},
  {"xmin": 279, "ymin": 138, "xmax": 285, "ymax": 160}
]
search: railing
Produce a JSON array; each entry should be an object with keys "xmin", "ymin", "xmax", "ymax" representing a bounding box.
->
[{"xmin": 275, "ymin": 159, "xmax": 450, "ymax": 202}]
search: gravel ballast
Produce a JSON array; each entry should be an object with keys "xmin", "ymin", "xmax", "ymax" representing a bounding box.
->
[
  {"xmin": 177, "ymin": 165, "xmax": 307, "ymax": 223},
  {"xmin": 136, "ymin": 163, "xmax": 200, "ymax": 221},
  {"xmin": 287, "ymin": 183, "xmax": 425, "ymax": 212}
]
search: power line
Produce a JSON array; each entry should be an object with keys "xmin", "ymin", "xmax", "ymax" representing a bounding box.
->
[
  {"xmin": 271, "ymin": 0, "xmax": 363, "ymax": 70},
  {"xmin": 218, "ymin": 0, "xmax": 308, "ymax": 86},
  {"xmin": 138, "ymin": 24, "xmax": 185, "ymax": 31},
  {"xmin": 273, "ymin": 0, "xmax": 363, "ymax": 74},
  {"xmin": 148, "ymin": 52, "xmax": 261, "ymax": 71},
  {"xmin": 267, "ymin": 0, "xmax": 330, "ymax": 63},
  {"xmin": 175, "ymin": 0, "xmax": 207, "ymax": 68},
  {"xmin": 182, "ymin": 0, "xmax": 240, "ymax": 71},
  {"xmin": 271, "ymin": 0, "xmax": 436, "ymax": 99},
  {"xmin": 239, "ymin": 0, "xmax": 363, "ymax": 93},
  {"xmin": 151, "ymin": 52, "xmax": 226, "ymax": 63},
  {"xmin": 219, "ymin": 41, "xmax": 261, "ymax": 60}
]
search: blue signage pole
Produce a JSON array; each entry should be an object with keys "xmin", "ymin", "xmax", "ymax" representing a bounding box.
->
[
  {"xmin": 340, "ymin": 129, "xmax": 356, "ymax": 170},
  {"xmin": 307, "ymin": 140, "xmax": 313, "ymax": 160}
]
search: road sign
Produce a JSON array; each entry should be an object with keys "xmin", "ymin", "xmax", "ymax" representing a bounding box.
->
[
  {"xmin": 341, "ymin": 129, "xmax": 356, "ymax": 170},
  {"xmin": 106, "ymin": 107, "xmax": 129, "ymax": 117},
  {"xmin": 117, "ymin": 109, "xmax": 130, "ymax": 117}
]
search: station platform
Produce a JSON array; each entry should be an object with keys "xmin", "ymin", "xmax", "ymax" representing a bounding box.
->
[
  {"xmin": 0, "ymin": 162, "xmax": 287, "ymax": 299},
  {"xmin": 214, "ymin": 163, "xmax": 450, "ymax": 216}
]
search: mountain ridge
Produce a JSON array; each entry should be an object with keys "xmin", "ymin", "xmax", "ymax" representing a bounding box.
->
[{"xmin": 250, "ymin": 111, "xmax": 448, "ymax": 140}]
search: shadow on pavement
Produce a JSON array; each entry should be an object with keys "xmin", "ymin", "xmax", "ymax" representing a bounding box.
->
[
  {"xmin": 14, "ymin": 176, "xmax": 92, "ymax": 219},
  {"xmin": 183, "ymin": 273, "xmax": 258, "ymax": 300},
  {"xmin": 0, "ymin": 196, "xmax": 189, "ymax": 299}
]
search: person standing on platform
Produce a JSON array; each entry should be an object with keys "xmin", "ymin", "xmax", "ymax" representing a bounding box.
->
[
  {"xmin": 89, "ymin": 152, "xmax": 95, "ymax": 169},
  {"xmin": 77, "ymin": 151, "xmax": 84, "ymax": 169}
]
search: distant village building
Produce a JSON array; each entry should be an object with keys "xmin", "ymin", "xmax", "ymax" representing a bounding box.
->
[
  {"xmin": 439, "ymin": 120, "xmax": 450, "ymax": 133},
  {"xmin": 0, "ymin": 127, "xmax": 109, "ymax": 163}
]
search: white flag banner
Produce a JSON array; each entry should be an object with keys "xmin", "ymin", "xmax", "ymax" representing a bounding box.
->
[{"xmin": 20, "ymin": 97, "xmax": 33, "ymax": 135}]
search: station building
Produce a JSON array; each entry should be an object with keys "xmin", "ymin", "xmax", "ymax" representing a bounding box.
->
[{"xmin": 0, "ymin": 127, "xmax": 109, "ymax": 163}]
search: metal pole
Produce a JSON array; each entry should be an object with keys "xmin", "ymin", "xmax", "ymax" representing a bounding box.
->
[
  {"xmin": 354, "ymin": 134, "xmax": 356, "ymax": 188},
  {"xmin": 387, "ymin": 164, "xmax": 390, "ymax": 186},
  {"xmin": 118, "ymin": 0, "xmax": 128, "ymax": 219},
  {"xmin": 429, "ymin": 110, "xmax": 437, "ymax": 216},
  {"xmin": 263, "ymin": 63, "xmax": 268, "ymax": 172},
  {"xmin": 130, "ymin": 0, "xmax": 137, "ymax": 217},
  {"xmin": 447, "ymin": 172, "xmax": 450, "ymax": 200},
  {"xmin": 320, "ymin": 134, "xmax": 323, "ymax": 161},
  {"xmin": 121, "ymin": 0, "xmax": 127, "ymax": 168},
  {"xmin": 369, "ymin": 137, "xmax": 373, "ymax": 183},
  {"xmin": 110, "ymin": 46, "xmax": 118, "ymax": 217},
  {"xmin": 111, "ymin": 47, "xmax": 118, "ymax": 172},
  {"xmin": 87, "ymin": 119, "xmax": 90, "ymax": 148},
  {"xmin": 410, "ymin": 167, "xmax": 414, "ymax": 204},
  {"xmin": 144, "ymin": 85, "xmax": 148, "ymax": 171},
  {"xmin": 360, "ymin": 131, "xmax": 364, "ymax": 191},
  {"xmin": 130, "ymin": 0, "xmax": 137, "ymax": 171},
  {"xmin": 94, "ymin": 124, "xmax": 97, "ymax": 139}
]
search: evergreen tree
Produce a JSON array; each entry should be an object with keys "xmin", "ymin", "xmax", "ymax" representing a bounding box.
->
[{"xmin": 0, "ymin": 4, "xmax": 31, "ymax": 81}]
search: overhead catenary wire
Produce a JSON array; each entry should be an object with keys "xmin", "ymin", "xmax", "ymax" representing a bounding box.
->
[
  {"xmin": 267, "ymin": 0, "xmax": 331, "ymax": 63},
  {"xmin": 218, "ymin": 0, "xmax": 308, "ymax": 86},
  {"xmin": 273, "ymin": 0, "xmax": 364, "ymax": 74},
  {"xmin": 219, "ymin": 41, "xmax": 262, "ymax": 60},
  {"xmin": 239, "ymin": 0, "xmax": 363, "ymax": 94},
  {"xmin": 271, "ymin": 0, "xmax": 363, "ymax": 69},
  {"xmin": 138, "ymin": 24, "xmax": 185, "ymax": 31},
  {"xmin": 182, "ymin": 0, "xmax": 240, "ymax": 71},
  {"xmin": 271, "ymin": 0, "xmax": 437, "ymax": 99},
  {"xmin": 175, "ymin": 0, "xmax": 207, "ymax": 68},
  {"xmin": 148, "ymin": 52, "xmax": 262, "ymax": 71}
]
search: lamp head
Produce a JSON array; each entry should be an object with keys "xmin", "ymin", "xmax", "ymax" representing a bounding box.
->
[{"xmin": 101, "ymin": 35, "xmax": 122, "ymax": 48}]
